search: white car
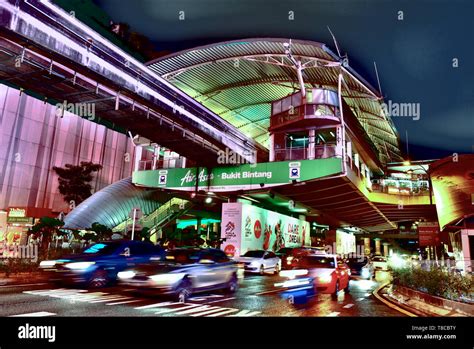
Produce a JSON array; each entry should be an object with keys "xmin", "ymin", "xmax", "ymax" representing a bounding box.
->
[
  {"xmin": 372, "ymin": 256, "xmax": 389, "ymax": 271},
  {"xmin": 236, "ymin": 250, "xmax": 281, "ymax": 275}
]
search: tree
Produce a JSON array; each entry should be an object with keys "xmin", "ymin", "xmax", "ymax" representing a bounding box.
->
[
  {"xmin": 89, "ymin": 222, "xmax": 113, "ymax": 242},
  {"xmin": 53, "ymin": 161, "xmax": 102, "ymax": 207},
  {"xmin": 28, "ymin": 217, "xmax": 65, "ymax": 256}
]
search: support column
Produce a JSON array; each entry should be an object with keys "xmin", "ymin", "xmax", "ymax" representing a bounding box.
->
[
  {"xmin": 269, "ymin": 134, "xmax": 275, "ymax": 162},
  {"xmin": 133, "ymin": 145, "xmax": 143, "ymax": 172},
  {"xmin": 364, "ymin": 237, "xmax": 371, "ymax": 256},
  {"xmin": 308, "ymin": 129, "xmax": 315, "ymax": 160},
  {"xmin": 383, "ymin": 243, "xmax": 389, "ymax": 257},
  {"xmin": 375, "ymin": 238, "xmax": 381, "ymax": 255}
]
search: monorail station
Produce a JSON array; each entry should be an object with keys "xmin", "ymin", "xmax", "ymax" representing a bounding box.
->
[{"xmin": 0, "ymin": 2, "xmax": 472, "ymax": 272}]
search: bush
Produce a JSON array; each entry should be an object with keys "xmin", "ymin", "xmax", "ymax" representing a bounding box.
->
[{"xmin": 393, "ymin": 266, "xmax": 474, "ymax": 302}]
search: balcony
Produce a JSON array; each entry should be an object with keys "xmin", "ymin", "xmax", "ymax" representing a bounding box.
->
[
  {"xmin": 270, "ymin": 89, "xmax": 341, "ymax": 131},
  {"xmin": 274, "ymin": 144, "xmax": 337, "ymax": 161}
]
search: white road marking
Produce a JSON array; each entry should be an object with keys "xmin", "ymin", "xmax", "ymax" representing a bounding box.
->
[
  {"xmin": 90, "ymin": 296, "xmax": 129, "ymax": 303},
  {"xmin": 205, "ymin": 309, "xmax": 240, "ymax": 317},
  {"xmin": 357, "ymin": 297, "xmax": 365, "ymax": 301},
  {"xmin": 205, "ymin": 297, "xmax": 236, "ymax": 304},
  {"xmin": 343, "ymin": 303, "xmax": 354, "ymax": 309},
  {"xmin": 174, "ymin": 305, "xmax": 217, "ymax": 315},
  {"xmin": 364, "ymin": 293, "xmax": 371, "ymax": 297},
  {"xmin": 107, "ymin": 299, "xmax": 142, "ymax": 306},
  {"xmin": 191, "ymin": 307, "xmax": 233, "ymax": 317},
  {"xmin": 228, "ymin": 309, "xmax": 261, "ymax": 317},
  {"xmin": 154, "ymin": 304, "xmax": 200, "ymax": 315},
  {"xmin": 326, "ymin": 312, "xmax": 340, "ymax": 317},
  {"xmin": 135, "ymin": 301, "xmax": 176, "ymax": 310},
  {"xmin": 255, "ymin": 289, "xmax": 280, "ymax": 296},
  {"xmin": 0, "ymin": 283, "xmax": 47, "ymax": 288},
  {"xmin": 189, "ymin": 294, "xmax": 224, "ymax": 301},
  {"xmin": 10, "ymin": 311, "xmax": 56, "ymax": 317}
]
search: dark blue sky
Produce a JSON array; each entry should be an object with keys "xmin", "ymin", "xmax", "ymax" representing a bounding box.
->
[{"xmin": 93, "ymin": 0, "xmax": 473, "ymax": 160}]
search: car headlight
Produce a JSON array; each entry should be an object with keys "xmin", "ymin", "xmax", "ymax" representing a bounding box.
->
[
  {"xmin": 64, "ymin": 262, "xmax": 96, "ymax": 270},
  {"xmin": 39, "ymin": 260, "xmax": 57, "ymax": 268},
  {"xmin": 319, "ymin": 273, "xmax": 333, "ymax": 283},
  {"xmin": 361, "ymin": 269, "xmax": 370, "ymax": 278},
  {"xmin": 117, "ymin": 271, "xmax": 136, "ymax": 279},
  {"xmin": 150, "ymin": 273, "xmax": 185, "ymax": 283}
]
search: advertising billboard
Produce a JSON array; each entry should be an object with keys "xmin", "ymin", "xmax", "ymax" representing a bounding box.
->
[
  {"xmin": 221, "ymin": 202, "xmax": 311, "ymax": 257},
  {"xmin": 132, "ymin": 158, "xmax": 342, "ymax": 192}
]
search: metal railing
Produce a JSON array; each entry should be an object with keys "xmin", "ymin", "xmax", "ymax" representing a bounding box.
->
[
  {"xmin": 137, "ymin": 157, "xmax": 186, "ymax": 171},
  {"xmin": 274, "ymin": 144, "xmax": 337, "ymax": 161},
  {"xmin": 370, "ymin": 179, "xmax": 431, "ymax": 196}
]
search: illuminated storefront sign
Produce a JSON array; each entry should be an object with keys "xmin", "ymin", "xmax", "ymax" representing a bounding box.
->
[
  {"xmin": 132, "ymin": 158, "xmax": 342, "ymax": 192},
  {"xmin": 220, "ymin": 202, "xmax": 310, "ymax": 257},
  {"xmin": 6, "ymin": 208, "xmax": 33, "ymax": 224},
  {"xmin": 8, "ymin": 208, "xmax": 26, "ymax": 218}
]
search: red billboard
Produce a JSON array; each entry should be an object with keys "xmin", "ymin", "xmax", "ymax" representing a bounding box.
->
[{"xmin": 418, "ymin": 222, "xmax": 441, "ymax": 247}]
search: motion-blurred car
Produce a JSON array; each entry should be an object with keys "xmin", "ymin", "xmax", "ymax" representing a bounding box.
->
[
  {"xmin": 372, "ymin": 256, "xmax": 389, "ymax": 271},
  {"xmin": 346, "ymin": 257, "xmax": 374, "ymax": 279},
  {"xmin": 276, "ymin": 247, "xmax": 325, "ymax": 269},
  {"xmin": 39, "ymin": 240, "xmax": 164, "ymax": 288},
  {"xmin": 117, "ymin": 248, "xmax": 238, "ymax": 302},
  {"xmin": 289, "ymin": 254, "xmax": 350, "ymax": 298},
  {"xmin": 235, "ymin": 250, "xmax": 281, "ymax": 275}
]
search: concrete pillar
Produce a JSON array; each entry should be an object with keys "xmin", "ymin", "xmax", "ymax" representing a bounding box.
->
[
  {"xmin": 196, "ymin": 217, "xmax": 202, "ymax": 236},
  {"xmin": 375, "ymin": 239, "xmax": 381, "ymax": 255},
  {"xmin": 308, "ymin": 129, "xmax": 315, "ymax": 160},
  {"xmin": 133, "ymin": 145, "xmax": 143, "ymax": 171},
  {"xmin": 152, "ymin": 146, "xmax": 160, "ymax": 170},
  {"xmin": 269, "ymin": 134, "xmax": 275, "ymax": 162},
  {"xmin": 364, "ymin": 237, "xmax": 371, "ymax": 256},
  {"xmin": 383, "ymin": 243, "xmax": 389, "ymax": 257}
]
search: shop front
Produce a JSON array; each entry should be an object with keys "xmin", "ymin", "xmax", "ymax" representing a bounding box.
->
[{"xmin": 0, "ymin": 207, "xmax": 53, "ymax": 245}]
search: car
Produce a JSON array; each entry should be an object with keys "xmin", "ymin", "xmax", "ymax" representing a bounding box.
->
[
  {"xmin": 39, "ymin": 240, "xmax": 165, "ymax": 288},
  {"xmin": 235, "ymin": 250, "xmax": 281, "ymax": 275},
  {"xmin": 372, "ymin": 256, "xmax": 389, "ymax": 271},
  {"xmin": 289, "ymin": 254, "xmax": 350, "ymax": 299},
  {"xmin": 117, "ymin": 248, "xmax": 238, "ymax": 302},
  {"xmin": 346, "ymin": 257, "xmax": 374, "ymax": 279},
  {"xmin": 276, "ymin": 247, "xmax": 325, "ymax": 270}
]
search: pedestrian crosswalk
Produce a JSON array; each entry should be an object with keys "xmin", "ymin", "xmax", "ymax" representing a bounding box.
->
[{"xmin": 23, "ymin": 288, "xmax": 261, "ymax": 317}]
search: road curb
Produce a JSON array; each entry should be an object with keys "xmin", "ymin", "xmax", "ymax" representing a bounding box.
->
[{"xmin": 372, "ymin": 282, "xmax": 418, "ymax": 317}]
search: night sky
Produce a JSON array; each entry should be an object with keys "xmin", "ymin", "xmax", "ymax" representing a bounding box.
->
[{"xmin": 92, "ymin": 0, "xmax": 473, "ymax": 160}]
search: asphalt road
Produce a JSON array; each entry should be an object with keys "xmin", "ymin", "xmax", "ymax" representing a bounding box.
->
[{"xmin": 0, "ymin": 274, "xmax": 403, "ymax": 317}]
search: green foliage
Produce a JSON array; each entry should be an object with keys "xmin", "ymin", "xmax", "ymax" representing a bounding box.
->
[
  {"xmin": 53, "ymin": 161, "xmax": 102, "ymax": 206},
  {"xmin": 393, "ymin": 267, "xmax": 474, "ymax": 302},
  {"xmin": 89, "ymin": 222, "xmax": 113, "ymax": 241},
  {"xmin": 28, "ymin": 216, "xmax": 65, "ymax": 256}
]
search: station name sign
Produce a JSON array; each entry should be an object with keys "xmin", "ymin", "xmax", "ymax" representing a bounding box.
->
[{"xmin": 132, "ymin": 158, "xmax": 342, "ymax": 192}]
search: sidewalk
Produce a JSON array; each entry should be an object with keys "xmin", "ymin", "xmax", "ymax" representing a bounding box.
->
[
  {"xmin": 376, "ymin": 283, "xmax": 472, "ymax": 317},
  {"xmin": 0, "ymin": 272, "xmax": 46, "ymax": 286}
]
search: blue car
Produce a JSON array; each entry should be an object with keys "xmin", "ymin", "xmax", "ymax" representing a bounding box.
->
[{"xmin": 39, "ymin": 240, "xmax": 165, "ymax": 288}]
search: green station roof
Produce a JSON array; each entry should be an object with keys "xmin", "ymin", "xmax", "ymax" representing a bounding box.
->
[{"xmin": 147, "ymin": 38, "xmax": 403, "ymax": 163}]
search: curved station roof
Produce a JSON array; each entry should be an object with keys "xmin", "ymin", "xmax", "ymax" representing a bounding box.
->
[{"xmin": 148, "ymin": 38, "xmax": 403, "ymax": 163}]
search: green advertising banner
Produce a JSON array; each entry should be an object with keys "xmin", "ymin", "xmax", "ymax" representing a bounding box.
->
[{"xmin": 132, "ymin": 158, "xmax": 342, "ymax": 192}]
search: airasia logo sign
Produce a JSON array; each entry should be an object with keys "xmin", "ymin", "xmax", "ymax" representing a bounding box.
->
[
  {"xmin": 224, "ymin": 244, "xmax": 236, "ymax": 257},
  {"xmin": 254, "ymin": 220, "xmax": 262, "ymax": 239}
]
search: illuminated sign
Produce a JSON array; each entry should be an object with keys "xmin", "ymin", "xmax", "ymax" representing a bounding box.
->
[
  {"xmin": 132, "ymin": 158, "xmax": 342, "ymax": 192},
  {"xmin": 221, "ymin": 202, "xmax": 310, "ymax": 257},
  {"xmin": 8, "ymin": 208, "xmax": 26, "ymax": 218}
]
